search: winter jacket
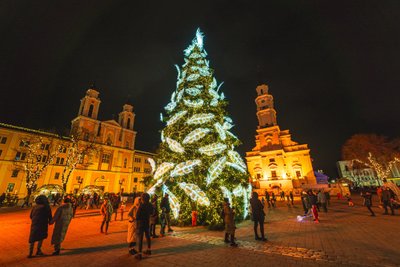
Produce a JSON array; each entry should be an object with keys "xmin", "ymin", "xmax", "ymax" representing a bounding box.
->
[
  {"xmin": 127, "ymin": 204, "xmax": 139, "ymax": 243},
  {"xmin": 223, "ymin": 203, "xmax": 235, "ymax": 234},
  {"xmin": 51, "ymin": 203, "xmax": 73, "ymax": 245},
  {"xmin": 136, "ymin": 202, "xmax": 153, "ymax": 232},
  {"xmin": 250, "ymin": 197, "xmax": 265, "ymax": 221},
  {"xmin": 29, "ymin": 204, "xmax": 52, "ymax": 243}
]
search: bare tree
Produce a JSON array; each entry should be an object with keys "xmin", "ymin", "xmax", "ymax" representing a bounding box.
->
[
  {"xmin": 14, "ymin": 136, "xmax": 63, "ymax": 204},
  {"xmin": 342, "ymin": 134, "xmax": 400, "ymax": 180},
  {"xmin": 60, "ymin": 135, "xmax": 98, "ymax": 192}
]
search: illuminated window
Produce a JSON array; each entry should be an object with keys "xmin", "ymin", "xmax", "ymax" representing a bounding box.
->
[
  {"xmin": 11, "ymin": 170, "xmax": 19, "ymax": 177},
  {"xmin": 134, "ymin": 167, "xmax": 140, "ymax": 172},
  {"xmin": 15, "ymin": 152, "xmax": 26, "ymax": 161},
  {"xmin": 54, "ymin": 172, "xmax": 60, "ymax": 179},
  {"xmin": 269, "ymin": 158, "xmax": 275, "ymax": 163},
  {"xmin": 144, "ymin": 168, "xmax": 151, "ymax": 174},
  {"xmin": 6, "ymin": 183, "xmax": 15, "ymax": 192},
  {"xmin": 1, "ymin": 137, "xmax": 7, "ymax": 144},
  {"xmin": 123, "ymin": 158, "xmax": 127, "ymax": 168},
  {"xmin": 134, "ymin": 157, "xmax": 141, "ymax": 163},
  {"xmin": 296, "ymin": 171, "xmax": 301, "ymax": 178}
]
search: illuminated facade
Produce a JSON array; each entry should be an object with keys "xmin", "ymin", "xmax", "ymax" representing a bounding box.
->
[
  {"xmin": 246, "ymin": 84, "xmax": 317, "ymax": 194},
  {"xmin": 0, "ymin": 85, "xmax": 154, "ymax": 198}
]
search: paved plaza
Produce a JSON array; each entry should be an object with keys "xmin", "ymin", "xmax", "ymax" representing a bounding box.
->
[{"xmin": 0, "ymin": 195, "xmax": 399, "ymax": 267}]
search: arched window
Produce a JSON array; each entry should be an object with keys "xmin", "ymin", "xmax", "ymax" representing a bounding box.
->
[
  {"xmin": 88, "ymin": 104, "xmax": 94, "ymax": 118},
  {"xmin": 127, "ymin": 118, "xmax": 131, "ymax": 129},
  {"xmin": 106, "ymin": 134, "xmax": 112, "ymax": 146}
]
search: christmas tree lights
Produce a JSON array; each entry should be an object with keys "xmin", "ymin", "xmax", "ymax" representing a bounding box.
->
[{"xmin": 148, "ymin": 28, "xmax": 250, "ymax": 226}]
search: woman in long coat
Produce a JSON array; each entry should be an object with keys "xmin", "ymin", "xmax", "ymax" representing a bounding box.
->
[
  {"xmin": 223, "ymin": 199, "xmax": 238, "ymax": 247},
  {"xmin": 28, "ymin": 195, "xmax": 52, "ymax": 258},
  {"xmin": 127, "ymin": 197, "xmax": 140, "ymax": 255},
  {"xmin": 50, "ymin": 197, "xmax": 73, "ymax": 255}
]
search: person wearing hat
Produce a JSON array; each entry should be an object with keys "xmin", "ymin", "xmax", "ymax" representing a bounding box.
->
[
  {"xmin": 28, "ymin": 195, "xmax": 52, "ymax": 258},
  {"xmin": 50, "ymin": 197, "xmax": 73, "ymax": 255}
]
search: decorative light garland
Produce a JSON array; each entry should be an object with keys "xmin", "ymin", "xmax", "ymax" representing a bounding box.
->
[
  {"xmin": 147, "ymin": 158, "xmax": 156, "ymax": 174},
  {"xmin": 154, "ymin": 162, "xmax": 175, "ymax": 180},
  {"xmin": 220, "ymin": 186, "xmax": 232, "ymax": 205},
  {"xmin": 170, "ymin": 159, "xmax": 202, "ymax": 177},
  {"xmin": 186, "ymin": 113, "xmax": 215, "ymax": 125},
  {"xmin": 228, "ymin": 150, "xmax": 247, "ymax": 169},
  {"xmin": 185, "ymin": 88, "xmax": 202, "ymax": 96},
  {"xmin": 166, "ymin": 137, "xmax": 185, "ymax": 153},
  {"xmin": 178, "ymin": 182, "xmax": 210, "ymax": 206},
  {"xmin": 187, "ymin": 73, "xmax": 200, "ymax": 81},
  {"xmin": 206, "ymin": 156, "xmax": 227, "ymax": 185},
  {"xmin": 182, "ymin": 128, "xmax": 211, "ymax": 144},
  {"xmin": 167, "ymin": 111, "xmax": 188, "ymax": 126},
  {"xmin": 226, "ymin": 161, "xmax": 246, "ymax": 173},
  {"xmin": 214, "ymin": 122, "xmax": 226, "ymax": 140},
  {"xmin": 199, "ymin": 142, "xmax": 227, "ymax": 156},
  {"xmin": 163, "ymin": 185, "xmax": 180, "ymax": 219},
  {"xmin": 183, "ymin": 98, "xmax": 204, "ymax": 108}
]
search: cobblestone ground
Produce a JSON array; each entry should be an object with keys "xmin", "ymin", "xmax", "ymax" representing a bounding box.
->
[{"xmin": 0, "ymin": 195, "xmax": 399, "ymax": 267}]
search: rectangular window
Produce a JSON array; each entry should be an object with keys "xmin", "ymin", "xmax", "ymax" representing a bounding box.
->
[
  {"xmin": 144, "ymin": 168, "xmax": 151, "ymax": 174},
  {"xmin": 11, "ymin": 170, "xmax": 19, "ymax": 177},
  {"xmin": 0, "ymin": 149, "xmax": 2, "ymax": 156},
  {"xmin": 15, "ymin": 152, "xmax": 26, "ymax": 161},
  {"xmin": 54, "ymin": 172, "xmax": 60, "ymax": 180},
  {"xmin": 56, "ymin": 157, "xmax": 60, "ymax": 164},
  {"xmin": 271, "ymin": 171, "xmax": 277, "ymax": 177},
  {"xmin": 256, "ymin": 173, "xmax": 261, "ymax": 179},
  {"xmin": 134, "ymin": 157, "xmax": 141, "ymax": 163},
  {"xmin": 60, "ymin": 158, "xmax": 64, "ymax": 165},
  {"xmin": 269, "ymin": 158, "xmax": 275, "ymax": 163},
  {"xmin": 102, "ymin": 154, "xmax": 111, "ymax": 164},
  {"xmin": 133, "ymin": 167, "xmax": 140, "ymax": 172},
  {"xmin": 1, "ymin": 137, "xmax": 7, "ymax": 144},
  {"xmin": 134, "ymin": 178, "xmax": 138, "ymax": 183},
  {"xmin": 296, "ymin": 171, "xmax": 302, "ymax": 178},
  {"xmin": 6, "ymin": 183, "xmax": 15, "ymax": 192},
  {"xmin": 145, "ymin": 159, "xmax": 149, "ymax": 164}
]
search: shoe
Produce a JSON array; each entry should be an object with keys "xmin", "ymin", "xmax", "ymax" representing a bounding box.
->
[
  {"xmin": 100, "ymin": 230, "xmax": 104, "ymax": 233},
  {"xmin": 224, "ymin": 239, "xmax": 230, "ymax": 243},
  {"xmin": 135, "ymin": 253, "xmax": 142, "ymax": 260},
  {"xmin": 36, "ymin": 250, "xmax": 45, "ymax": 256},
  {"xmin": 27, "ymin": 255, "xmax": 33, "ymax": 258},
  {"xmin": 144, "ymin": 249, "xmax": 151, "ymax": 255},
  {"xmin": 230, "ymin": 243, "xmax": 238, "ymax": 247},
  {"xmin": 261, "ymin": 238, "xmax": 268, "ymax": 241},
  {"xmin": 52, "ymin": 250, "xmax": 60, "ymax": 256},
  {"xmin": 255, "ymin": 237, "xmax": 262, "ymax": 241},
  {"xmin": 129, "ymin": 249, "xmax": 137, "ymax": 255}
]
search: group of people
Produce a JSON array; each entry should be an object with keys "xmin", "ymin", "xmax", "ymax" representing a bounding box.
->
[
  {"xmin": 124, "ymin": 193, "xmax": 173, "ymax": 260},
  {"xmin": 361, "ymin": 184, "xmax": 399, "ymax": 216},
  {"xmin": 28, "ymin": 195, "xmax": 73, "ymax": 258},
  {"xmin": 263, "ymin": 190, "xmax": 295, "ymax": 208},
  {"xmin": 300, "ymin": 189, "xmax": 330, "ymax": 223}
]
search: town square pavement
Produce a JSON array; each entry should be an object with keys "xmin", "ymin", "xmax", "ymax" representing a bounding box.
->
[{"xmin": 0, "ymin": 195, "xmax": 399, "ymax": 267}]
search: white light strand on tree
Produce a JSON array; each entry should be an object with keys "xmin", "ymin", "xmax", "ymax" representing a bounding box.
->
[
  {"xmin": 182, "ymin": 128, "xmax": 211, "ymax": 144},
  {"xmin": 178, "ymin": 182, "xmax": 210, "ymax": 206},
  {"xmin": 166, "ymin": 111, "xmax": 188, "ymax": 126},
  {"xmin": 226, "ymin": 162, "xmax": 246, "ymax": 173},
  {"xmin": 228, "ymin": 150, "xmax": 247, "ymax": 169},
  {"xmin": 220, "ymin": 186, "xmax": 232, "ymax": 205},
  {"xmin": 214, "ymin": 122, "xmax": 226, "ymax": 140},
  {"xmin": 186, "ymin": 113, "xmax": 215, "ymax": 125},
  {"xmin": 206, "ymin": 156, "xmax": 227, "ymax": 185},
  {"xmin": 198, "ymin": 142, "xmax": 227, "ymax": 156},
  {"xmin": 154, "ymin": 162, "xmax": 175, "ymax": 180},
  {"xmin": 166, "ymin": 137, "xmax": 185, "ymax": 154},
  {"xmin": 163, "ymin": 185, "xmax": 180, "ymax": 219},
  {"xmin": 147, "ymin": 158, "xmax": 156, "ymax": 175},
  {"xmin": 185, "ymin": 87, "xmax": 202, "ymax": 96},
  {"xmin": 170, "ymin": 159, "xmax": 202, "ymax": 177},
  {"xmin": 183, "ymin": 99, "xmax": 204, "ymax": 108}
]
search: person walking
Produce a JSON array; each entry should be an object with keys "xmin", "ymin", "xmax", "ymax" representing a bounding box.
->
[
  {"xmin": 289, "ymin": 191, "xmax": 294, "ymax": 205},
  {"xmin": 317, "ymin": 190, "xmax": 328, "ymax": 212},
  {"xmin": 361, "ymin": 191, "xmax": 375, "ymax": 216},
  {"xmin": 280, "ymin": 191, "xmax": 285, "ymax": 201},
  {"xmin": 301, "ymin": 191, "xmax": 310, "ymax": 216},
  {"xmin": 28, "ymin": 195, "xmax": 52, "ymax": 258},
  {"xmin": 159, "ymin": 207, "xmax": 167, "ymax": 237},
  {"xmin": 324, "ymin": 191, "xmax": 331, "ymax": 206},
  {"xmin": 50, "ymin": 197, "xmax": 73, "ymax": 255},
  {"xmin": 250, "ymin": 192, "xmax": 267, "ymax": 241},
  {"xmin": 127, "ymin": 197, "xmax": 140, "ymax": 255},
  {"xmin": 223, "ymin": 198, "xmax": 238, "ymax": 247},
  {"xmin": 135, "ymin": 193, "xmax": 153, "ymax": 260},
  {"xmin": 112, "ymin": 194, "xmax": 120, "ymax": 221},
  {"xmin": 271, "ymin": 192, "xmax": 276, "ymax": 208},
  {"xmin": 265, "ymin": 191, "xmax": 271, "ymax": 208},
  {"xmin": 381, "ymin": 186, "xmax": 395, "ymax": 215},
  {"xmin": 100, "ymin": 198, "xmax": 113, "ymax": 234},
  {"xmin": 308, "ymin": 190, "xmax": 319, "ymax": 222},
  {"xmin": 149, "ymin": 194, "xmax": 159, "ymax": 238},
  {"xmin": 160, "ymin": 194, "xmax": 173, "ymax": 232}
]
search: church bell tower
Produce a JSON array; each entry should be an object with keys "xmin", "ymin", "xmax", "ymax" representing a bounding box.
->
[{"xmin": 255, "ymin": 84, "xmax": 277, "ymax": 128}]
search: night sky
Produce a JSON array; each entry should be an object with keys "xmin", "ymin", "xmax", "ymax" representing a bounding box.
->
[{"xmin": 1, "ymin": 0, "xmax": 400, "ymax": 177}]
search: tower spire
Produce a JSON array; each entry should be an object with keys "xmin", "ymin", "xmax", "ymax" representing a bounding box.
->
[{"xmin": 255, "ymin": 84, "xmax": 277, "ymax": 128}]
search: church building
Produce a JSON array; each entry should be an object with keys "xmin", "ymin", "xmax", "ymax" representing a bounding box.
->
[{"xmin": 246, "ymin": 84, "xmax": 317, "ymax": 195}]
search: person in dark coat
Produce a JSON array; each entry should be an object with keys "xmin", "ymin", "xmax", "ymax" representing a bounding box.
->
[
  {"xmin": 135, "ymin": 193, "xmax": 153, "ymax": 260},
  {"xmin": 149, "ymin": 195, "xmax": 159, "ymax": 238},
  {"xmin": 361, "ymin": 191, "xmax": 375, "ymax": 216},
  {"xmin": 100, "ymin": 198, "xmax": 113, "ymax": 234},
  {"xmin": 28, "ymin": 195, "xmax": 52, "ymax": 258},
  {"xmin": 289, "ymin": 191, "xmax": 294, "ymax": 205},
  {"xmin": 160, "ymin": 194, "xmax": 173, "ymax": 232},
  {"xmin": 50, "ymin": 197, "xmax": 73, "ymax": 255},
  {"xmin": 250, "ymin": 192, "xmax": 267, "ymax": 241},
  {"xmin": 381, "ymin": 186, "xmax": 395, "ymax": 215},
  {"xmin": 308, "ymin": 190, "xmax": 319, "ymax": 222},
  {"xmin": 223, "ymin": 198, "xmax": 238, "ymax": 247},
  {"xmin": 265, "ymin": 191, "xmax": 271, "ymax": 208}
]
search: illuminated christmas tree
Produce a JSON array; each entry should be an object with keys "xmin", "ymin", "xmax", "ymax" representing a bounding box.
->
[{"xmin": 148, "ymin": 29, "xmax": 250, "ymax": 226}]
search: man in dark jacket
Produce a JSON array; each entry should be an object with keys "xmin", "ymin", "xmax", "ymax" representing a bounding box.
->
[
  {"xmin": 381, "ymin": 187, "xmax": 395, "ymax": 215},
  {"xmin": 28, "ymin": 195, "xmax": 52, "ymax": 258},
  {"xmin": 135, "ymin": 193, "xmax": 153, "ymax": 260},
  {"xmin": 160, "ymin": 194, "xmax": 173, "ymax": 232},
  {"xmin": 250, "ymin": 192, "xmax": 267, "ymax": 241},
  {"xmin": 361, "ymin": 191, "xmax": 375, "ymax": 216},
  {"xmin": 265, "ymin": 191, "xmax": 271, "ymax": 208}
]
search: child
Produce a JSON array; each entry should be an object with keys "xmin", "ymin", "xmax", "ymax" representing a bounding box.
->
[
  {"xmin": 346, "ymin": 194, "xmax": 354, "ymax": 207},
  {"xmin": 120, "ymin": 201, "xmax": 126, "ymax": 221},
  {"xmin": 159, "ymin": 207, "xmax": 167, "ymax": 237}
]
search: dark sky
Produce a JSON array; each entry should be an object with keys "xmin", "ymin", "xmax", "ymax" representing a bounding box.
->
[{"xmin": 1, "ymin": 0, "xmax": 400, "ymax": 177}]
